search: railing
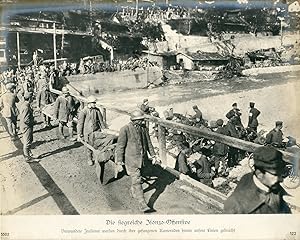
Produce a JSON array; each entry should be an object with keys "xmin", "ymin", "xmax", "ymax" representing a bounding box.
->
[
  {"xmin": 49, "ymin": 88, "xmax": 297, "ymax": 165},
  {"xmin": 47, "ymin": 88, "xmax": 299, "ymax": 211}
]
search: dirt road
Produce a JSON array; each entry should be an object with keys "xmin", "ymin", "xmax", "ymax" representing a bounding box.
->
[{"xmin": 0, "ymin": 118, "xmax": 216, "ymax": 215}]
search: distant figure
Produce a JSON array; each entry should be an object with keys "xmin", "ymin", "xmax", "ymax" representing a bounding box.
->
[
  {"xmin": 225, "ymin": 116, "xmax": 240, "ymax": 167},
  {"xmin": 0, "ymin": 83, "xmax": 19, "ymax": 140},
  {"xmin": 37, "ymin": 83, "xmax": 54, "ymax": 129},
  {"xmin": 226, "ymin": 103, "xmax": 243, "ymax": 128},
  {"xmin": 211, "ymin": 119, "xmax": 229, "ymax": 176},
  {"xmin": 190, "ymin": 105, "xmax": 203, "ymax": 126},
  {"xmin": 265, "ymin": 121, "xmax": 284, "ymax": 148},
  {"xmin": 140, "ymin": 98, "xmax": 151, "ymax": 114},
  {"xmin": 247, "ymin": 102, "xmax": 261, "ymax": 133},
  {"xmin": 54, "ymin": 87, "xmax": 78, "ymax": 141},
  {"xmin": 175, "ymin": 144, "xmax": 192, "ymax": 175},
  {"xmin": 224, "ymin": 146, "xmax": 291, "ymax": 214},
  {"xmin": 33, "ymin": 51, "xmax": 38, "ymax": 66}
]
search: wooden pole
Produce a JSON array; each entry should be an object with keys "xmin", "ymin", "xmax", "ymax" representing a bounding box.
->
[
  {"xmin": 53, "ymin": 23, "xmax": 57, "ymax": 69},
  {"xmin": 158, "ymin": 124, "xmax": 167, "ymax": 165},
  {"xmin": 16, "ymin": 32, "xmax": 20, "ymax": 69},
  {"xmin": 135, "ymin": 0, "xmax": 138, "ymax": 18},
  {"xmin": 102, "ymin": 107, "xmax": 107, "ymax": 125}
]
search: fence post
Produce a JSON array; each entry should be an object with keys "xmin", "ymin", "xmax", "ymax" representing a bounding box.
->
[
  {"xmin": 158, "ymin": 124, "xmax": 167, "ymax": 165},
  {"xmin": 102, "ymin": 107, "xmax": 107, "ymax": 125}
]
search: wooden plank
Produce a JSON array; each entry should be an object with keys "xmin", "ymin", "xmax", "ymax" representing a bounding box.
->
[
  {"xmin": 0, "ymin": 26, "xmax": 92, "ymax": 36},
  {"xmin": 147, "ymin": 115, "xmax": 296, "ymax": 164},
  {"xmin": 158, "ymin": 125, "xmax": 167, "ymax": 165}
]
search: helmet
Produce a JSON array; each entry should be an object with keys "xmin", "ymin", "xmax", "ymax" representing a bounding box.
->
[
  {"xmin": 87, "ymin": 95, "xmax": 97, "ymax": 103},
  {"xmin": 216, "ymin": 119, "xmax": 224, "ymax": 126},
  {"xmin": 62, "ymin": 87, "xmax": 69, "ymax": 93},
  {"xmin": 130, "ymin": 109, "xmax": 145, "ymax": 121}
]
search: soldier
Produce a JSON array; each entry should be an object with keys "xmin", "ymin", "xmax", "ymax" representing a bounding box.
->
[
  {"xmin": 140, "ymin": 98, "xmax": 151, "ymax": 114},
  {"xmin": 115, "ymin": 109, "xmax": 158, "ymax": 213},
  {"xmin": 189, "ymin": 148, "xmax": 214, "ymax": 187},
  {"xmin": 190, "ymin": 105, "xmax": 203, "ymax": 126},
  {"xmin": 53, "ymin": 87, "xmax": 78, "ymax": 141},
  {"xmin": 247, "ymin": 102, "xmax": 261, "ymax": 133},
  {"xmin": 37, "ymin": 83, "xmax": 54, "ymax": 129},
  {"xmin": 77, "ymin": 95, "xmax": 107, "ymax": 166},
  {"xmin": 225, "ymin": 116, "xmax": 239, "ymax": 167},
  {"xmin": 223, "ymin": 146, "xmax": 291, "ymax": 214},
  {"xmin": 266, "ymin": 121, "xmax": 284, "ymax": 148},
  {"xmin": 19, "ymin": 92, "xmax": 39, "ymax": 163},
  {"xmin": 0, "ymin": 83, "xmax": 19, "ymax": 140},
  {"xmin": 175, "ymin": 143, "xmax": 192, "ymax": 175},
  {"xmin": 211, "ymin": 119, "xmax": 229, "ymax": 176},
  {"xmin": 226, "ymin": 103, "xmax": 243, "ymax": 128}
]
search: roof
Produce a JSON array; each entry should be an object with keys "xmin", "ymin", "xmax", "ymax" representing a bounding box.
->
[
  {"xmin": 177, "ymin": 51, "xmax": 229, "ymax": 61},
  {"xmin": 43, "ymin": 58, "xmax": 68, "ymax": 64},
  {"xmin": 142, "ymin": 50, "xmax": 177, "ymax": 57}
]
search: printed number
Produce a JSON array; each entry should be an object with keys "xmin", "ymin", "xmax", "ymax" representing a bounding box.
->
[
  {"xmin": 290, "ymin": 232, "xmax": 296, "ymax": 235},
  {"xmin": 1, "ymin": 232, "xmax": 9, "ymax": 236}
]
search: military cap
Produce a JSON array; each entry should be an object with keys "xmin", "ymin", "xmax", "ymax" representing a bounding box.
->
[
  {"xmin": 250, "ymin": 102, "xmax": 255, "ymax": 107},
  {"xmin": 192, "ymin": 105, "xmax": 198, "ymax": 109},
  {"xmin": 24, "ymin": 92, "xmax": 33, "ymax": 100},
  {"xmin": 276, "ymin": 121, "xmax": 283, "ymax": 127},
  {"xmin": 216, "ymin": 119, "xmax": 224, "ymax": 126},
  {"xmin": 253, "ymin": 146, "xmax": 286, "ymax": 174},
  {"xmin": 232, "ymin": 103, "xmax": 237, "ymax": 107},
  {"xmin": 87, "ymin": 95, "xmax": 97, "ymax": 103},
  {"xmin": 5, "ymin": 83, "xmax": 15, "ymax": 90},
  {"xmin": 62, "ymin": 87, "xmax": 69, "ymax": 93},
  {"xmin": 143, "ymin": 98, "xmax": 149, "ymax": 103},
  {"xmin": 130, "ymin": 109, "xmax": 145, "ymax": 121},
  {"xmin": 210, "ymin": 120, "xmax": 217, "ymax": 128}
]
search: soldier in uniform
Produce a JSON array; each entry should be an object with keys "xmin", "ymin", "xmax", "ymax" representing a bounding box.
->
[
  {"xmin": 190, "ymin": 105, "xmax": 204, "ymax": 127},
  {"xmin": 226, "ymin": 103, "xmax": 243, "ymax": 128},
  {"xmin": 140, "ymin": 98, "xmax": 151, "ymax": 114},
  {"xmin": 77, "ymin": 95, "xmax": 107, "ymax": 166},
  {"xmin": 115, "ymin": 109, "xmax": 158, "ymax": 213},
  {"xmin": 19, "ymin": 92, "xmax": 39, "ymax": 162},
  {"xmin": 211, "ymin": 119, "xmax": 229, "ymax": 176},
  {"xmin": 247, "ymin": 102, "xmax": 261, "ymax": 133},
  {"xmin": 266, "ymin": 121, "xmax": 284, "ymax": 148},
  {"xmin": 223, "ymin": 146, "xmax": 291, "ymax": 214},
  {"xmin": 0, "ymin": 83, "xmax": 19, "ymax": 140},
  {"xmin": 54, "ymin": 87, "xmax": 78, "ymax": 141},
  {"xmin": 225, "ymin": 116, "xmax": 239, "ymax": 167},
  {"xmin": 37, "ymin": 83, "xmax": 54, "ymax": 129}
]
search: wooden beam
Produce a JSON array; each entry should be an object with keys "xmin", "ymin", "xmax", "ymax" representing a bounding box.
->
[
  {"xmin": 0, "ymin": 26, "xmax": 92, "ymax": 36},
  {"xmin": 158, "ymin": 125, "xmax": 167, "ymax": 165},
  {"xmin": 16, "ymin": 32, "xmax": 20, "ymax": 69}
]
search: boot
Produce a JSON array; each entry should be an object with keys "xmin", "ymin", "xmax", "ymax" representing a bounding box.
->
[
  {"xmin": 138, "ymin": 202, "xmax": 151, "ymax": 213},
  {"xmin": 25, "ymin": 155, "xmax": 40, "ymax": 163},
  {"xmin": 58, "ymin": 123, "xmax": 65, "ymax": 139},
  {"xmin": 68, "ymin": 128, "xmax": 76, "ymax": 142}
]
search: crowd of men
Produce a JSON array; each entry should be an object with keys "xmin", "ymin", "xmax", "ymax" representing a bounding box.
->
[
  {"xmin": 139, "ymin": 99, "xmax": 299, "ymax": 190},
  {"xmin": 0, "ymin": 64, "xmax": 299, "ymax": 214}
]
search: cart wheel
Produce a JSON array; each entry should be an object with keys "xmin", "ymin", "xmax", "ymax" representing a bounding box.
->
[{"xmin": 283, "ymin": 170, "xmax": 300, "ymax": 189}]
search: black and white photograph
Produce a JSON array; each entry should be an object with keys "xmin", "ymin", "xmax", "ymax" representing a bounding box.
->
[{"xmin": 0, "ymin": 0, "xmax": 300, "ymax": 238}]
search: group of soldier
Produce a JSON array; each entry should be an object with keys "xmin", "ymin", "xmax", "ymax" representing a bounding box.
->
[{"xmin": 0, "ymin": 64, "xmax": 298, "ymax": 214}]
